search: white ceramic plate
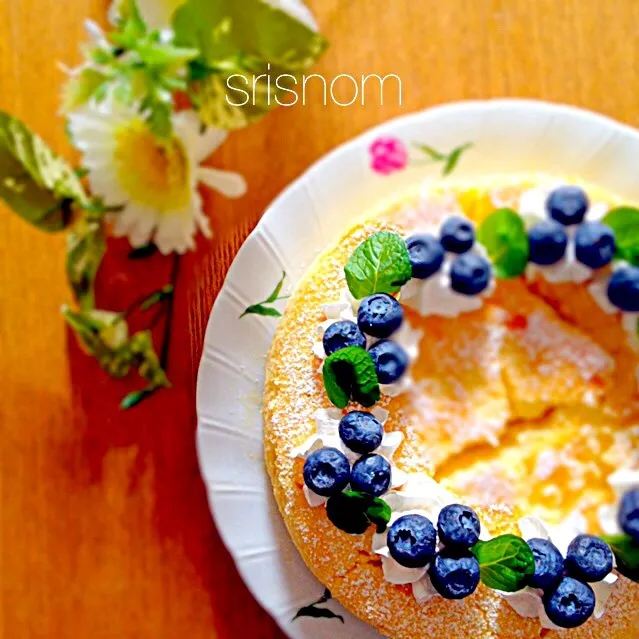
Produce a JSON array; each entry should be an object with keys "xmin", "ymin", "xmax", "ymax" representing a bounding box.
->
[{"xmin": 195, "ymin": 100, "xmax": 639, "ymax": 638}]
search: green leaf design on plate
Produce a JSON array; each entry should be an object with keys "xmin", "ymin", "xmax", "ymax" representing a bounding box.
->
[
  {"xmin": 322, "ymin": 346, "xmax": 380, "ymax": 409},
  {"xmin": 0, "ymin": 111, "xmax": 88, "ymax": 231},
  {"xmin": 471, "ymin": 534, "xmax": 535, "ymax": 592},
  {"xmin": 344, "ymin": 231, "xmax": 412, "ymax": 299},
  {"xmin": 292, "ymin": 588, "xmax": 344, "ymax": 623},
  {"xmin": 602, "ymin": 533, "xmax": 639, "ymax": 582},
  {"xmin": 66, "ymin": 214, "xmax": 106, "ymax": 310},
  {"xmin": 414, "ymin": 142, "xmax": 473, "ymax": 177},
  {"xmin": 172, "ymin": 0, "xmax": 328, "ymax": 130},
  {"xmin": 602, "ymin": 206, "xmax": 639, "ymax": 266},
  {"xmin": 240, "ymin": 271, "xmax": 288, "ymax": 318},
  {"xmin": 477, "ymin": 208, "xmax": 529, "ymax": 279}
]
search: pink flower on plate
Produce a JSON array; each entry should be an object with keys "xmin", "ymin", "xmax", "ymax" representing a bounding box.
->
[{"xmin": 370, "ymin": 137, "xmax": 408, "ymax": 175}]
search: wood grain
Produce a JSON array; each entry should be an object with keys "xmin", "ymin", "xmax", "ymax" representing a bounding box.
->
[{"xmin": 1, "ymin": 1, "xmax": 639, "ymax": 637}]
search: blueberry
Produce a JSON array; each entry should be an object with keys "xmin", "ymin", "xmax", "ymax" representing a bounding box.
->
[
  {"xmin": 428, "ymin": 551, "xmax": 481, "ymax": 600},
  {"xmin": 440, "ymin": 216, "xmax": 475, "ymax": 254},
  {"xmin": 607, "ymin": 266, "xmax": 639, "ymax": 312},
  {"xmin": 406, "ymin": 234, "xmax": 445, "ymax": 279},
  {"xmin": 619, "ymin": 488, "xmax": 639, "ymax": 541},
  {"xmin": 437, "ymin": 504, "xmax": 481, "ymax": 549},
  {"xmin": 450, "ymin": 253, "xmax": 492, "ymax": 296},
  {"xmin": 565, "ymin": 534, "xmax": 614, "ymax": 582},
  {"xmin": 303, "ymin": 447, "xmax": 350, "ymax": 497},
  {"xmin": 528, "ymin": 220, "xmax": 568, "ymax": 265},
  {"xmin": 350, "ymin": 454, "xmax": 391, "ymax": 496},
  {"xmin": 326, "ymin": 492, "xmax": 370, "ymax": 535},
  {"xmin": 338, "ymin": 411, "xmax": 384, "ymax": 454},
  {"xmin": 575, "ymin": 222, "xmax": 616, "ymax": 269},
  {"xmin": 543, "ymin": 576, "xmax": 595, "ymax": 629},
  {"xmin": 322, "ymin": 320, "xmax": 367, "ymax": 356},
  {"xmin": 387, "ymin": 514, "xmax": 437, "ymax": 568},
  {"xmin": 547, "ymin": 186, "xmax": 589, "ymax": 226},
  {"xmin": 357, "ymin": 294, "xmax": 403, "ymax": 338},
  {"xmin": 527, "ymin": 538, "xmax": 565, "ymax": 590},
  {"xmin": 368, "ymin": 340, "xmax": 409, "ymax": 384}
]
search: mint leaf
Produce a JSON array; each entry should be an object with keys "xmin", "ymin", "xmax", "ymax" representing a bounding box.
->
[
  {"xmin": 326, "ymin": 491, "xmax": 390, "ymax": 535},
  {"xmin": 0, "ymin": 111, "xmax": 87, "ymax": 231},
  {"xmin": 477, "ymin": 208, "xmax": 529, "ymax": 278},
  {"xmin": 66, "ymin": 214, "xmax": 106, "ymax": 310},
  {"xmin": 344, "ymin": 231, "xmax": 412, "ymax": 299},
  {"xmin": 173, "ymin": 0, "xmax": 328, "ymax": 130},
  {"xmin": 602, "ymin": 207, "xmax": 639, "ymax": 266},
  {"xmin": 322, "ymin": 346, "xmax": 380, "ymax": 409},
  {"xmin": 471, "ymin": 534, "xmax": 535, "ymax": 592},
  {"xmin": 602, "ymin": 533, "xmax": 639, "ymax": 582}
]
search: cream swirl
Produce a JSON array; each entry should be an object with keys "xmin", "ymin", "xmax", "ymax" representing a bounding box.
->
[
  {"xmin": 500, "ymin": 512, "xmax": 618, "ymax": 631},
  {"xmin": 290, "ymin": 406, "xmax": 407, "ymax": 507},
  {"xmin": 313, "ymin": 288, "xmax": 422, "ymax": 397}
]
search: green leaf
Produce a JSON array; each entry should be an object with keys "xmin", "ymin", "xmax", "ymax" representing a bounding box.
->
[
  {"xmin": 120, "ymin": 386, "xmax": 157, "ymax": 410},
  {"xmin": 240, "ymin": 272, "xmax": 288, "ymax": 318},
  {"xmin": 477, "ymin": 208, "xmax": 529, "ymax": 278},
  {"xmin": 471, "ymin": 534, "xmax": 535, "ymax": 592},
  {"xmin": 413, "ymin": 143, "xmax": 447, "ymax": 161},
  {"xmin": 344, "ymin": 231, "xmax": 412, "ymax": 299},
  {"xmin": 325, "ymin": 491, "xmax": 390, "ymax": 535},
  {"xmin": 602, "ymin": 206, "xmax": 639, "ymax": 266},
  {"xmin": 173, "ymin": 0, "xmax": 328, "ymax": 130},
  {"xmin": 292, "ymin": 588, "xmax": 344, "ymax": 624},
  {"xmin": 443, "ymin": 142, "xmax": 473, "ymax": 176},
  {"xmin": 322, "ymin": 346, "xmax": 380, "ymax": 409},
  {"xmin": 602, "ymin": 533, "xmax": 639, "ymax": 582},
  {"xmin": 61, "ymin": 67, "xmax": 110, "ymax": 113},
  {"xmin": 0, "ymin": 111, "xmax": 87, "ymax": 231},
  {"xmin": 65, "ymin": 214, "xmax": 107, "ymax": 310}
]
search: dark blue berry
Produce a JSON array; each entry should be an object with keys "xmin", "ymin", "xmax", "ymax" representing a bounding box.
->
[
  {"xmin": 428, "ymin": 551, "xmax": 481, "ymax": 600},
  {"xmin": 440, "ymin": 216, "xmax": 475, "ymax": 253},
  {"xmin": 406, "ymin": 234, "xmax": 445, "ymax": 279},
  {"xmin": 350, "ymin": 454, "xmax": 391, "ymax": 497},
  {"xmin": 303, "ymin": 447, "xmax": 350, "ymax": 497},
  {"xmin": 607, "ymin": 266, "xmax": 639, "ymax": 312},
  {"xmin": 528, "ymin": 220, "xmax": 568, "ymax": 265},
  {"xmin": 357, "ymin": 294, "xmax": 403, "ymax": 338},
  {"xmin": 543, "ymin": 577, "xmax": 595, "ymax": 629},
  {"xmin": 527, "ymin": 538, "xmax": 565, "ymax": 590},
  {"xmin": 547, "ymin": 186, "xmax": 589, "ymax": 226},
  {"xmin": 437, "ymin": 504, "xmax": 481, "ymax": 549},
  {"xmin": 450, "ymin": 253, "xmax": 492, "ymax": 296},
  {"xmin": 575, "ymin": 222, "xmax": 616, "ymax": 269},
  {"xmin": 565, "ymin": 534, "xmax": 613, "ymax": 582},
  {"xmin": 387, "ymin": 514, "xmax": 437, "ymax": 568},
  {"xmin": 368, "ymin": 340, "xmax": 408, "ymax": 384},
  {"xmin": 338, "ymin": 411, "xmax": 384, "ymax": 454},
  {"xmin": 619, "ymin": 488, "xmax": 639, "ymax": 541},
  {"xmin": 322, "ymin": 320, "xmax": 366, "ymax": 356}
]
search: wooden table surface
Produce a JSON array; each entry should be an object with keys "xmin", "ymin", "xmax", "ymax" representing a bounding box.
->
[{"xmin": 2, "ymin": 1, "xmax": 639, "ymax": 637}]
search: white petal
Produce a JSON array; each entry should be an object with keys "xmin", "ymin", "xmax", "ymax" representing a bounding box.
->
[
  {"xmin": 196, "ymin": 127, "xmax": 228, "ymax": 163},
  {"xmin": 198, "ymin": 167, "xmax": 247, "ymax": 198}
]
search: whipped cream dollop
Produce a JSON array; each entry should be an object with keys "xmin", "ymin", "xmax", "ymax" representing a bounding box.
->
[
  {"xmin": 518, "ymin": 185, "xmax": 610, "ymax": 285},
  {"xmin": 371, "ymin": 473, "xmax": 491, "ymax": 603},
  {"xmin": 401, "ymin": 237, "xmax": 495, "ymax": 318},
  {"xmin": 313, "ymin": 288, "xmax": 422, "ymax": 397},
  {"xmin": 501, "ymin": 512, "xmax": 618, "ymax": 631},
  {"xmin": 290, "ymin": 406, "xmax": 407, "ymax": 507},
  {"xmin": 598, "ymin": 467, "xmax": 639, "ymax": 536}
]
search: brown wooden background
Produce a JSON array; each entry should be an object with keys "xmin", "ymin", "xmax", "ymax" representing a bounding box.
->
[{"xmin": 2, "ymin": 1, "xmax": 639, "ymax": 637}]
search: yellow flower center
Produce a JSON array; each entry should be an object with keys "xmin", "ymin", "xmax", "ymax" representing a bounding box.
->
[{"xmin": 114, "ymin": 120, "xmax": 191, "ymax": 212}]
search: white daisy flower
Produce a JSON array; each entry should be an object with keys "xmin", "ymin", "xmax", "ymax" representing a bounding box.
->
[{"xmin": 68, "ymin": 99, "xmax": 246, "ymax": 254}]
